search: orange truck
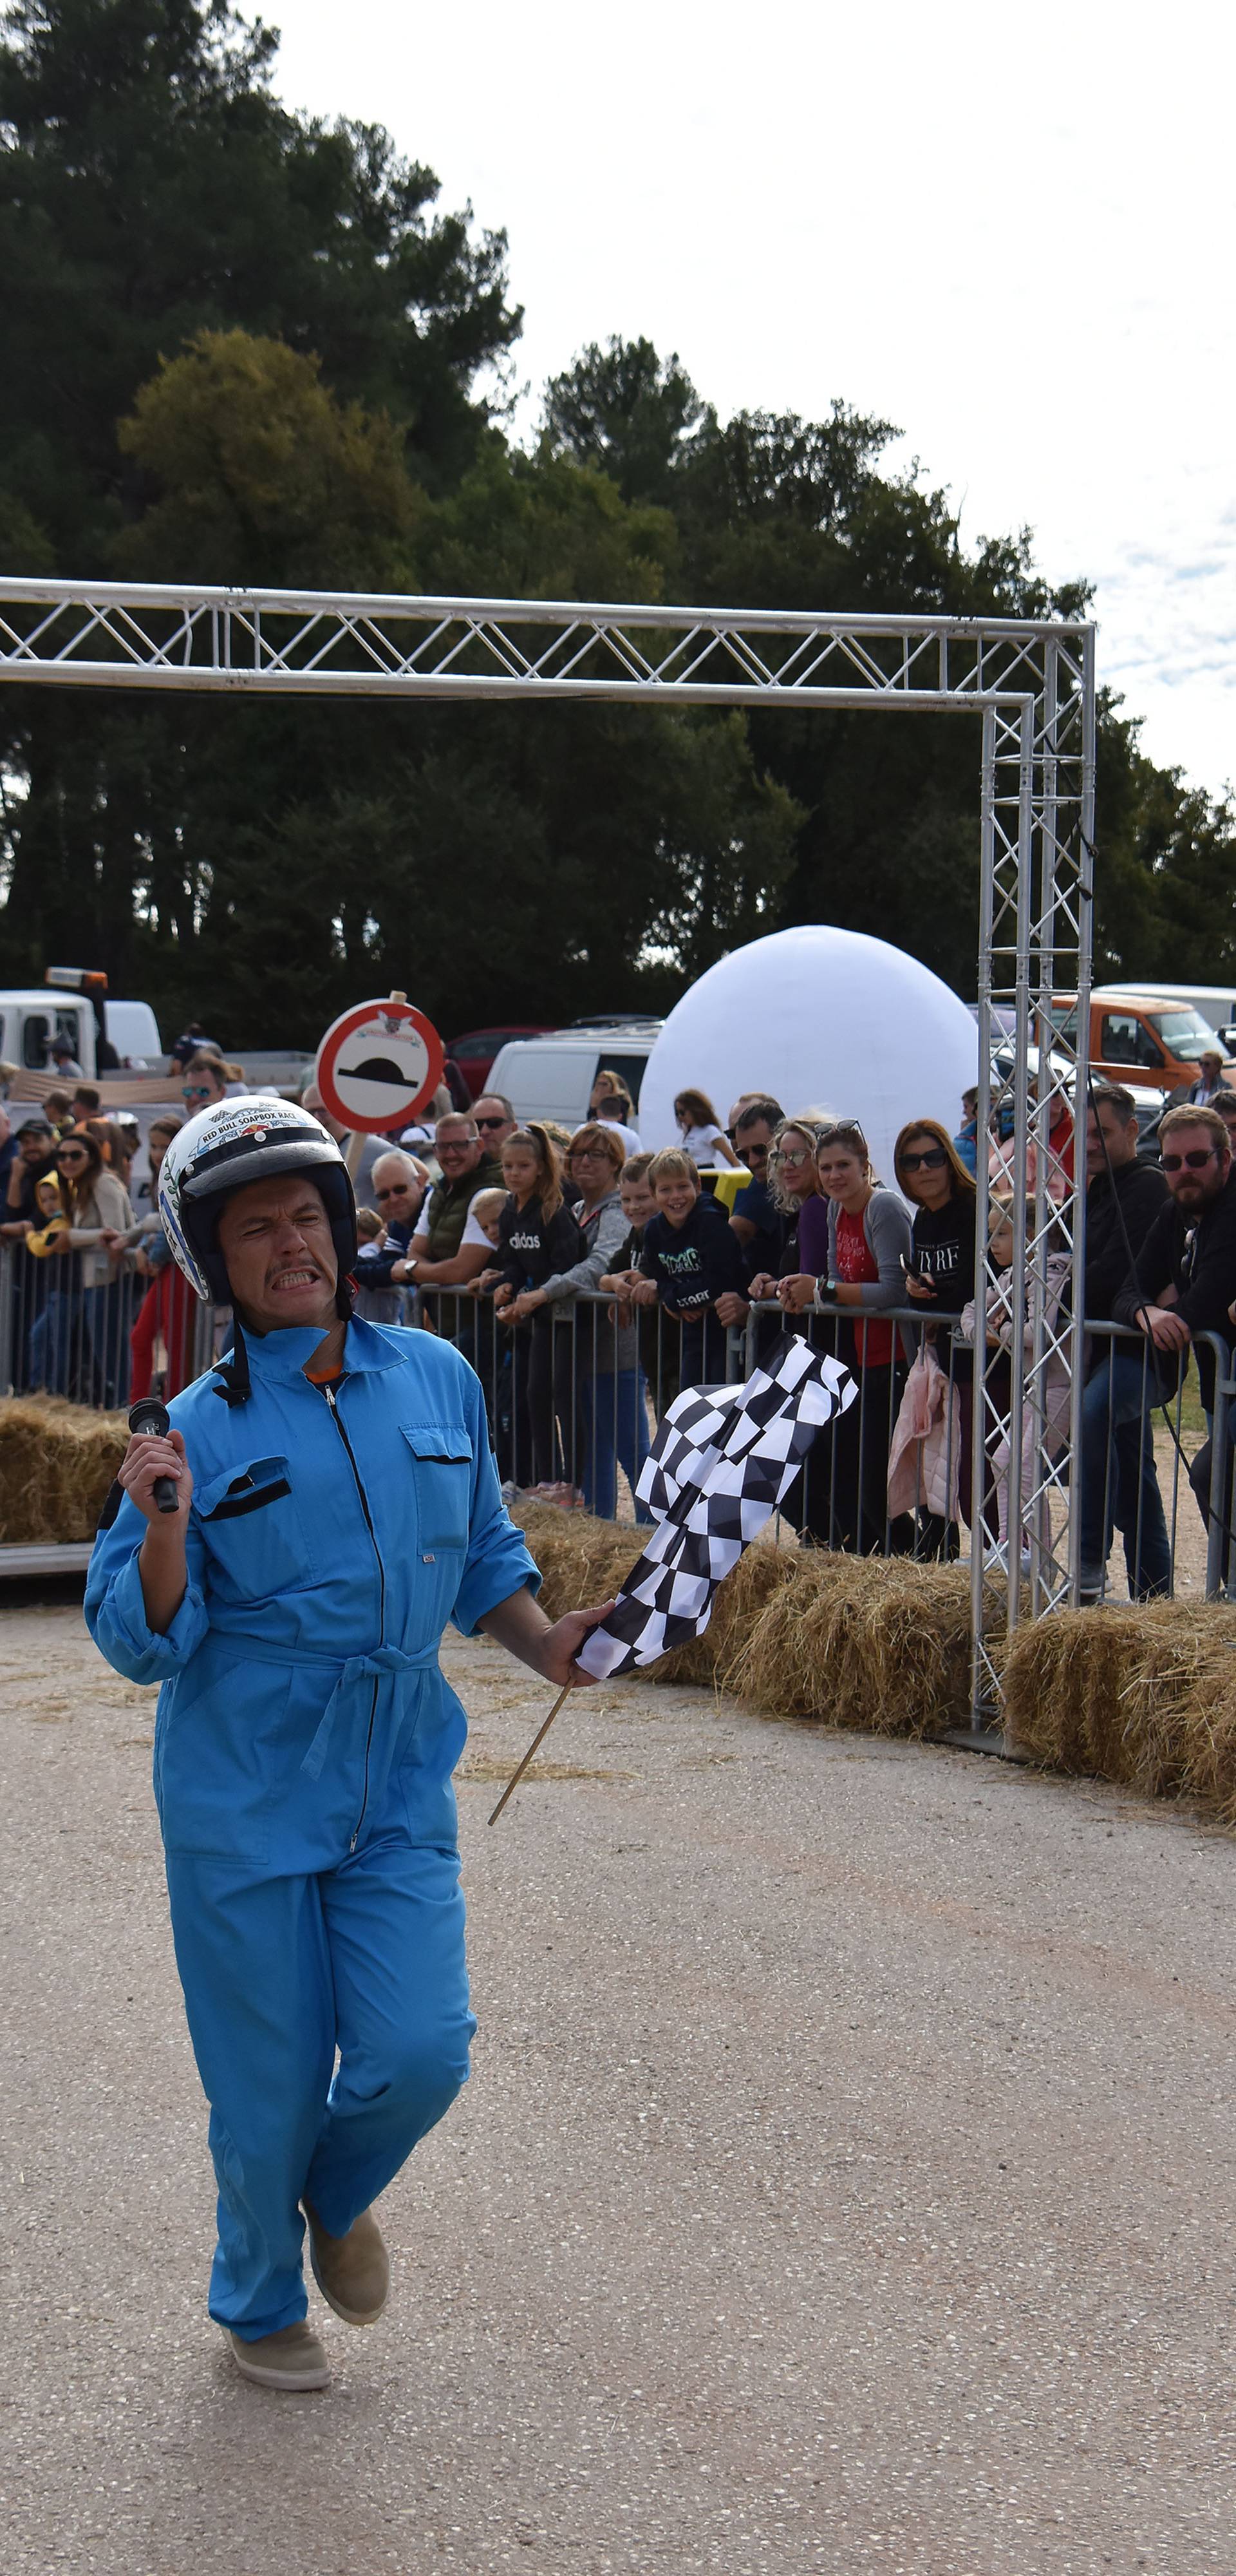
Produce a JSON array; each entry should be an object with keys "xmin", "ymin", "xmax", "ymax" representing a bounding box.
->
[{"xmin": 1046, "ymin": 991, "xmax": 1234, "ymax": 1094}]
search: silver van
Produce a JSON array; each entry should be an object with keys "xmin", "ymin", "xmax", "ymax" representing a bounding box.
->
[{"xmin": 487, "ymin": 1019, "xmax": 662, "ymax": 1131}]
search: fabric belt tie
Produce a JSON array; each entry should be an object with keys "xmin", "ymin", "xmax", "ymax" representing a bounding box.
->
[{"xmin": 212, "ymin": 1633, "xmax": 440, "ymax": 1780}]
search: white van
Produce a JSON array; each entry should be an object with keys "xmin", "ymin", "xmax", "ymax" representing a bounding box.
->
[
  {"xmin": 0, "ymin": 978, "xmax": 164, "ymax": 1083},
  {"xmin": 104, "ymin": 999, "xmax": 162, "ymax": 1067},
  {"xmin": 488, "ymin": 1020, "xmax": 662, "ymax": 1132}
]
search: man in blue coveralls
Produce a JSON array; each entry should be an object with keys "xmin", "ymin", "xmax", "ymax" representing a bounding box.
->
[{"xmin": 86, "ymin": 1097, "xmax": 612, "ymax": 2394}]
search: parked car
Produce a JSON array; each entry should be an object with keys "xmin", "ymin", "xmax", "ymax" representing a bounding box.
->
[
  {"xmin": 487, "ymin": 1020, "xmax": 662, "ymax": 1130},
  {"xmin": 445, "ymin": 1025, "xmax": 553, "ymax": 1100}
]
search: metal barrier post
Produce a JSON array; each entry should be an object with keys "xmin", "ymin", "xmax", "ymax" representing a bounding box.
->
[
  {"xmin": 0, "ymin": 1243, "xmax": 13, "ymax": 1396},
  {"xmin": 1203, "ymin": 1339, "xmax": 1234, "ymax": 1600}
]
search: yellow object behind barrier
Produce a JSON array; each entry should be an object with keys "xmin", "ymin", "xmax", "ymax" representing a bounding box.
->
[{"xmin": 707, "ymin": 1166, "xmax": 752, "ymax": 1214}]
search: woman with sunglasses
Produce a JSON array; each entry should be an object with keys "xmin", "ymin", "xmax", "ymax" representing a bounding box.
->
[
  {"xmin": 895, "ymin": 1121, "xmax": 977, "ymax": 1311},
  {"xmin": 893, "ymin": 1118, "xmax": 980, "ymax": 1555},
  {"xmin": 490, "ymin": 1126, "xmax": 588, "ymax": 1501},
  {"xmin": 499, "ymin": 1124, "xmax": 633, "ymax": 1507},
  {"xmin": 743, "ymin": 1118, "xmax": 827, "ymax": 1386},
  {"xmin": 28, "ymin": 1127, "xmax": 133, "ymax": 1401},
  {"xmin": 746, "ymin": 1120, "xmax": 825, "ymax": 1299},
  {"xmin": 776, "ymin": 1121, "xmax": 912, "ymax": 1553},
  {"xmin": 563, "ymin": 1124, "xmax": 653, "ymax": 1518}
]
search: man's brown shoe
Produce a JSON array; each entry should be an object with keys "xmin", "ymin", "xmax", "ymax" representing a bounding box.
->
[
  {"xmin": 302, "ymin": 2199, "xmax": 389, "ymax": 2326},
  {"xmin": 225, "ymin": 2320, "xmax": 330, "ymax": 2392}
]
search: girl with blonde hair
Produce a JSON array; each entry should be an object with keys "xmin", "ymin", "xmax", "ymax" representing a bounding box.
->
[{"xmin": 489, "ymin": 1126, "xmax": 585, "ymax": 1497}]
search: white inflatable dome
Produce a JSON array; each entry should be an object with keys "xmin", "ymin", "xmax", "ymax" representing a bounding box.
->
[{"xmin": 639, "ymin": 925, "xmax": 979, "ymax": 1188}]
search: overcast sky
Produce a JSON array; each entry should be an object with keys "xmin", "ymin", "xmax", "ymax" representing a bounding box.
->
[{"xmin": 269, "ymin": 0, "xmax": 1234, "ymax": 797}]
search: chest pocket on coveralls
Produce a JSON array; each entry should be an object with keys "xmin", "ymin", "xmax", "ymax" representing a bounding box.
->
[
  {"xmin": 402, "ymin": 1425, "xmax": 472, "ymax": 1551},
  {"xmin": 193, "ymin": 1454, "xmax": 319, "ymax": 1594}
]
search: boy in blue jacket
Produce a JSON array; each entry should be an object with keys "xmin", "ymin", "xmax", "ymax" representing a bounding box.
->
[{"xmin": 86, "ymin": 1097, "xmax": 610, "ymax": 2394}]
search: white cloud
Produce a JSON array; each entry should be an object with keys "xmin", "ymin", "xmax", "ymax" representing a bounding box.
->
[{"xmin": 269, "ymin": 0, "xmax": 1236, "ymax": 795}]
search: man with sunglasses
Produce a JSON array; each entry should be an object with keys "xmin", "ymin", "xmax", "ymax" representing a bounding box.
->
[
  {"xmin": 1112, "ymin": 1105, "xmax": 1236, "ymax": 1544},
  {"xmin": 351, "ymin": 1150, "xmax": 429, "ymax": 1291},
  {"xmin": 390, "ymin": 1114, "xmax": 505, "ymax": 1301},
  {"xmin": 181, "ymin": 1054, "xmax": 229, "ymax": 1115},
  {"xmin": 1078, "ymin": 1084, "xmax": 1171, "ymax": 1601},
  {"xmin": 470, "ymin": 1093, "xmax": 518, "ymax": 1157},
  {"xmin": 726, "ymin": 1097, "xmax": 784, "ymax": 1282}
]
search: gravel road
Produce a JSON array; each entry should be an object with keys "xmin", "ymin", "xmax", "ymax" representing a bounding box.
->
[{"xmin": 2, "ymin": 1586, "xmax": 1235, "ymax": 2575}]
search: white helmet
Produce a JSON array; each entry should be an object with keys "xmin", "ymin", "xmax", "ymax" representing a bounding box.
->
[{"xmin": 158, "ymin": 1095, "xmax": 357, "ymax": 1305}]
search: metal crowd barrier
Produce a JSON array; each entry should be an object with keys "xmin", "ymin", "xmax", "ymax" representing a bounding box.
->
[
  {"xmin": 0, "ymin": 1236, "xmax": 153, "ymax": 1411},
  {"xmin": 409, "ymin": 1282, "xmax": 691, "ymax": 1525},
  {"xmin": 1077, "ymin": 1319, "xmax": 1233, "ymax": 1603},
  {"xmin": 0, "ymin": 1244, "xmax": 1231, "ymax": 1604},
  {"xmin": 736, "ymin": 1298, "xmax": 1234, "ymax": 1604}
]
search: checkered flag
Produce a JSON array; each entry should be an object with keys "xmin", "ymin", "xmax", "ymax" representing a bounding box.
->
[{"xmin": 575, "ymin": 1332, "xmax": 856, "ymax": 1680}]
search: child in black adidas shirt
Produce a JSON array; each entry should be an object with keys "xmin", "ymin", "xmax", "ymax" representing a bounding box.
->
[
  {"xmin": 629, "ymin": 1148, "xmax": 747, "ymax": 1388},
  {"xmin": 485, "ymin": 1126, "xmax": 586, "ymax": 1495}
]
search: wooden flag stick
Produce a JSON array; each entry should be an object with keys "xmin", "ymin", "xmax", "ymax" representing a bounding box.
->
[{"xmin": 487, "ymin": 1680, "xmax": 574, "ymax": 1828}]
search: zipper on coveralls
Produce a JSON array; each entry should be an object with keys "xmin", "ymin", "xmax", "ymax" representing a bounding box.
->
[{"xmin": 321, "ymin": 1381, "xmax": 386, "ymax": 1851}]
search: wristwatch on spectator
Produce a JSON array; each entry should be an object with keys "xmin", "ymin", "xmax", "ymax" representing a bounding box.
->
[{"xmin": 813, "ymin": 1274, "xmax": 837, "ymax": 1307}]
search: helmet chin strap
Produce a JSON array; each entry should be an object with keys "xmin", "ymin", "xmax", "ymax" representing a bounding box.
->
[
  {"xmin": 211, "ymin": 1274, "xmax": 355, "ymax": 1406},
  {"xmin": 212, "ymin": 1312, "xmax": 252, "ymax": 1408}
]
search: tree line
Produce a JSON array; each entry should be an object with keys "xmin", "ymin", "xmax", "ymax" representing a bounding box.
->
[{"xmin": 1, "ymin": 0, "xmax": 1232, "ymax": 1048}]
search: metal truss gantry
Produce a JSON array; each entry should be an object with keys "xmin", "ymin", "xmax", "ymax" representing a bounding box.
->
[{"xmin": 0, "ymin": 577, "xmax": 1096, "ymax": 1728}]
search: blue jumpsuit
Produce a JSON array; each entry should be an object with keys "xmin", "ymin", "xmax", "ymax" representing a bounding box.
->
[{"xmin": 86, "ymin": 1316, "xmax": 538, "ymax": 2340}]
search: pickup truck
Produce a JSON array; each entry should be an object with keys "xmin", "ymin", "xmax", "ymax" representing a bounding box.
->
[
  {"xmin": 0, "ymin": 972, "xmax": 162, "ymax": 1085},
  {"xmin": 1045, "ymin": 992, "xmax": 1233, "ymax": 1095}
]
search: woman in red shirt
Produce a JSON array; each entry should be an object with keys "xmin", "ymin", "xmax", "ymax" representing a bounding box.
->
[{"xmin": 778, "ymin": 1121, "xmax": 912, "ymax": 1551}]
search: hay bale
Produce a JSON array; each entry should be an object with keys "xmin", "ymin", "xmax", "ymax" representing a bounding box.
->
[
  {"xmin": 0, "ymin": 1397, "xmax": 127, "ymax": 1544},
  {"xmin": 1002, "ymin": 1600, "xmax": 1236, "ymax": 1809},
  {"xmin": 512, "ymin": 1500, "xmax": 1236, "ymax": 1823},
  {"xmin": 1000, "ymin": 1610, "xmax": 1127, "ymax": 1774},
  {"xmin": 511, "ymin": 1504, "xmax": 644, "ymax": 1618},
  {"xmin": 514, "ymin": 1507, "xmax": 812, "ymax": 1693},
  {"xmin": 514, "ymin": 1506, "xmax": 977, "ymax": 1733},
  {"xmin": 655, "ymin": 1536, "xmax": 806, "ymax": 1689},
  {"xmin": 730, "ymin": 1552, "xmax": 975, "ymax": 1737}
]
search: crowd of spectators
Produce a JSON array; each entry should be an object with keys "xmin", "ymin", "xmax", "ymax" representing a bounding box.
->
[
  {"xmin": 5, "ymin": 1036, "xmax": 1236, "ymax": 1600},
  {"xmin": 0, "ymin": 1035, "xmax": 246, "ymax": 1405},
  {"xmin": 344, "ymin": 1074, "xmax": 1236, "ymax": 1599}
]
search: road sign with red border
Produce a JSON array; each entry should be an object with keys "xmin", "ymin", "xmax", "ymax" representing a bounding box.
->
[{"xmin": 315, "ymin": 996, "xmax": 444, "ymax": 1133}]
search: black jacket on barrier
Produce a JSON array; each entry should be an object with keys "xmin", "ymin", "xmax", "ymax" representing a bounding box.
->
[
  {"xmin": 1084, "ymin": 1158, "xmax": 1169, "ymax": 1359},
  {"xmin": 1111, "ymin": 1167, "xmax": 1236, "ymax": 1410}
]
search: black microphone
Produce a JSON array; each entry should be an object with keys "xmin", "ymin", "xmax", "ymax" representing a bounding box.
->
[{"xmin": 127, "ymin": 1396, "xmax": 180, "ymax": 1515}]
